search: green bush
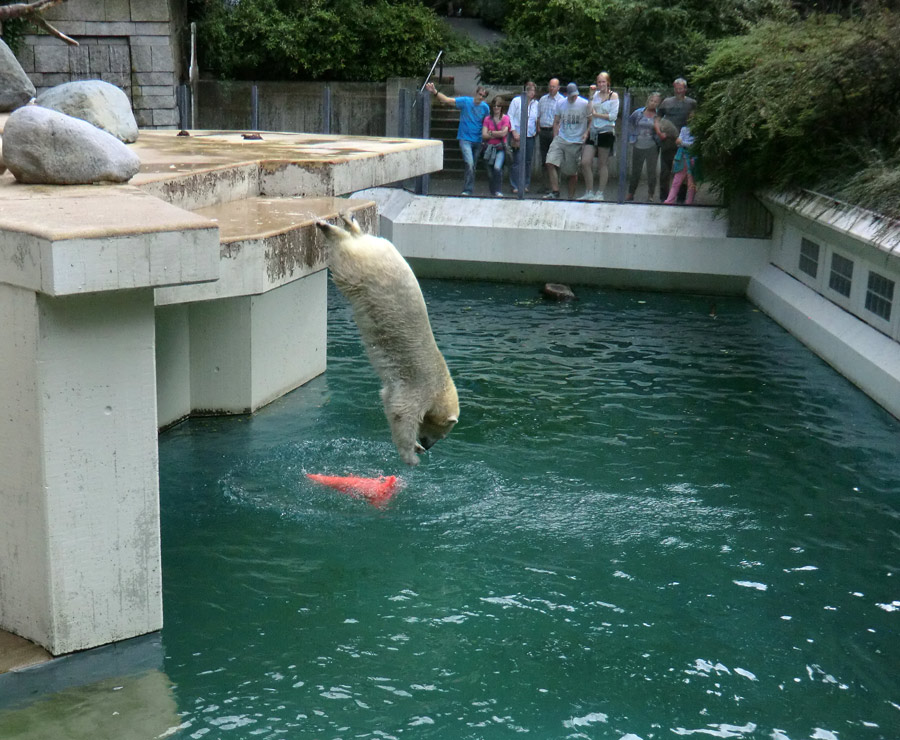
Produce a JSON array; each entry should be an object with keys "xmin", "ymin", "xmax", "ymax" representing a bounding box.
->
[
  {"xmin": 479, "ymin": 0, "xmax": 793, "ymax": 86},
  {"xmin": 192, "ymin": 0, "xmax": 448, "ymax": 81},
  {"xmin": 690, "ymin": 10, "xmax": 900, "ymax": 217}
]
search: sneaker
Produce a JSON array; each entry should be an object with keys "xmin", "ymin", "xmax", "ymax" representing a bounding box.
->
[
  {"xmin": 592, "ymin": 192, "xmax": 604, "ymax": 202},
  {"xmin": 493, "ymin": 192, "xmax": 503, "ymax": 198},
  {"xmin": 579, "ymin": 190, "xmax": 595, "ymax": 201},
  {"xmin": 543, "ymin": 191, "xmax": 560, "ymax": 200},
  {"xmin": 461, "ymin": 190, "xmax": 472, "ymax": 196}
]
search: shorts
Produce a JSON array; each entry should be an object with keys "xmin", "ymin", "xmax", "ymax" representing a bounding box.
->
[
  {"xmin": 587, "ymin": 131, "xmax": 616, "ymax": 152},
  {"xmin": 546, "ymin": 138, "xmax": 583, "ymax": 177}
]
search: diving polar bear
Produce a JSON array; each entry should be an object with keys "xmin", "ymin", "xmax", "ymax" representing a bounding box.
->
[{"xmin": 316, "ymin": 213, "xmax": 459, "ymax": 465}]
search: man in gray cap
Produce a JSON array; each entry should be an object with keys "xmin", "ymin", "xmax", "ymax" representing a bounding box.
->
[{"xmin": 544, "ymin": 82, "xmax": 589, "ymax": 199}]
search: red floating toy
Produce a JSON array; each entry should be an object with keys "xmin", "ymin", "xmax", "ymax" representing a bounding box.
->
[{"xmin": 306, "ymin": 473, "xmax": 401, "ymax": 508}]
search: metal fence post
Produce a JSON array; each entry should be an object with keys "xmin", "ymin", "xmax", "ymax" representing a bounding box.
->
[
  {"xmin": 398, "ymin": 88, "xmax": 410, "ymax": 139},
  {"xmin": 414, "ymin": 90, "xmax": 431, "ymax": 195},
  {"xmin": 251, "ymin": 84, "xmax": 259, "ymax": 131},
  {"xmin": 617, "ymin": 90, "xmax": 632, "ymax": 203},
  {"xmin": 322, "ymin": 84, "xmax": 332, "ymax": 135},
  {"xmin": 515, "ymin": 90, "xmax": 528, "ymax": 200},
  {"xmin": 177, "ymin": 83, "xmax": 189, "ymax": 130}
]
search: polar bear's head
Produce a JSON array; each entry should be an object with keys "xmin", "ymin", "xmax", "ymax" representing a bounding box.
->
[{"xmin": 417, "ymin": 385, "xmax": 459, "ymax": 455}]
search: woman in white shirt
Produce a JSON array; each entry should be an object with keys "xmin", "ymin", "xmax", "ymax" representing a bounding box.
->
[{"xmin": 580, "ymin": 71, "xmax": 619, "ymax": 201}]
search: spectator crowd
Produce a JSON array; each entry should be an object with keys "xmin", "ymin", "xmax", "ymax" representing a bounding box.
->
[{"xmin": 425, "ymin": 75, "xmax": 698, "ymax": 204}]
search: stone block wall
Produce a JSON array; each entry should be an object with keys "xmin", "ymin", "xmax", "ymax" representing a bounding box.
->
[{"xmin": 15, "ymin": 0, "xmax": 185, "ymax": 128}]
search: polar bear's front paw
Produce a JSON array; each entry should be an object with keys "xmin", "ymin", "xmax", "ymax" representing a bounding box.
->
[{"xmin": 399, "ymin": 447, "xmax": 421, "ymax": 466}]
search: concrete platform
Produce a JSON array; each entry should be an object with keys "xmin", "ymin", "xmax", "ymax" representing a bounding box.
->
[
  {"xmin": 0, "ymin": 630, "xmax": 51, "ymax": 675},
  {"xmin": 132, "ymin": 129, "xmax": 442, "ymax": 209}
]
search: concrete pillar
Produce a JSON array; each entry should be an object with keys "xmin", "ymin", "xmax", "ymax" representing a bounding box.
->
[
  {"xmin": 187, "ymin": 270, "xmax": 328, "ymax": 415},
  {"xmin": 0, "ymin": 287, "xmax": 162, "ymax": 656}
]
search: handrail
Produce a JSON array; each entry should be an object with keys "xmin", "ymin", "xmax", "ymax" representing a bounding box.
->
[
  {"xmin": 413, "ymin": 50, "xmax": 444, "ymax": 108},
  {"xmin": 419, "ymin": 50, "xmax": 444, "ymax": 95}
]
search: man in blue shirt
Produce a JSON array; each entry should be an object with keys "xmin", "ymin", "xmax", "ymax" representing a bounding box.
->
[{"xmin": 426, "ymin": 82, "xmax": 489, "ymax": 196}]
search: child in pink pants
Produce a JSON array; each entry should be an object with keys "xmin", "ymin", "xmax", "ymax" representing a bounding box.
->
[{"xmin": 665, "ymin": 120, "xmax": 696, "ymax": 205}]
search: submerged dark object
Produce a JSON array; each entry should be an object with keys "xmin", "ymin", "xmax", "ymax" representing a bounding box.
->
[{"xmin": 541, "ymin": 283, "xmax": 576, "ymax": 301}]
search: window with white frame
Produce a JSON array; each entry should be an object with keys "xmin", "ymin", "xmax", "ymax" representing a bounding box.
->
[
  {"xmin": 864, "ymin": 271, "xmax": 894, "ymax": 322},
  {"xmin": 799, "ymin": 238, "xmax": 819, "ymax": 279},
  {"xmin": 829, "ymin": 253, "xmax": 853, "ymax": 298}
]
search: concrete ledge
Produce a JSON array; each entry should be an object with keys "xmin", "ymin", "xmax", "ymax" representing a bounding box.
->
[
  {"xmin": 0, "ymin": 183, "xmax": 219, "ymax": 296},
  {"xmin": 132, "ymin": 130, "xmax": 442, "ymax": 209},
  {"xmin": 360, "ymin": 189, "xmax": 769, "ymax": 293},
  {"xmin": 0, "ymin": 631, "xmax": 51, "ymax": 675},
  {"xmin": 748, "ymin": 264, "xmax": 900, "ymax": 419},
  {"xmin": 156, "ymin": 197, "xmax": 375, "ymax": 305}
]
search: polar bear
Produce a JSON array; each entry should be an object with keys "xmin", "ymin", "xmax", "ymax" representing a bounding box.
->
[{"xmin": 316, "ymin": 213, "xmax": 459, "ymax": 465}]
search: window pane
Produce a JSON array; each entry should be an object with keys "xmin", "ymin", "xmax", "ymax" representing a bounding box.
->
[
  {"xmin": 829, "ymin": 253, "xmax": 853, "ymax": 298},
  {"xmin": 799, "ymin": 238, "xmax": 819, "ymax": 279},
  {"xmin": 865, "ymin": 271, "xmax": 894, "ymax": 321}
]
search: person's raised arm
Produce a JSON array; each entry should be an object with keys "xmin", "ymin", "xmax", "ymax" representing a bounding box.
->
[{"xmin": 425, "ymin": 82, "xmax": 454, "ymax": 105}]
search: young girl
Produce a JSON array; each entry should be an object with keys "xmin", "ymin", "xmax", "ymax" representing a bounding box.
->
[
  {"xmin": 664, "ymin": 111, "xmax": 697, "ymax": 205},
  {"xmin": 482, "ymin": 96, "xmax": 511, "ymax": 197},
  {"xmin": 581, "ymin": 72, "xmax": 619, "ymax": 201}
]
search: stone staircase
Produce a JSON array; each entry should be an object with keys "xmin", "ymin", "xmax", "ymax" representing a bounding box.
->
[{"xmin": 429, "ymin": 98, "xmax": 465, "ymax": 176}]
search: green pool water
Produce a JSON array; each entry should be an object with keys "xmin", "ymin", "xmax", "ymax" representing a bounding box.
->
[{"xmin": 8, "ymin": 280, "xmax": 900, "ymax": 740}]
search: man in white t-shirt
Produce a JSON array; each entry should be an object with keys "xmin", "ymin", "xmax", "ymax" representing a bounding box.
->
[{"xmin": 544, "ymin": 82, "xmax": 589, "ymax": 200}]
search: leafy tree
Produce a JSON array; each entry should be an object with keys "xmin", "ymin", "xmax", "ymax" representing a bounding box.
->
[
  {"xmin": 690, "ymin": 9, "xmax": 900, "ymax": 217},
  {"xmin": 191, "ymin": 0, "xmax": 449, "ymax": 81},
  {"xmin": 479, "ymin": 0, "xmax": 793, "ymax": 86}
]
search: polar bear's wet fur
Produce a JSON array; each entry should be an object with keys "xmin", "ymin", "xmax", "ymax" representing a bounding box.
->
[{"xmin": 316, "ymin": 213, "xmax": 459, "ymax": 465}]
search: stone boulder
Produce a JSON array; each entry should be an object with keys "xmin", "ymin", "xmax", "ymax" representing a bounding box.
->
[
  {"xmin": 2, "ymin": 105, "xmax": 141, "ymax": 185},
  {"xmin": 36, "ymin": 80, "xmax": 139, "ymax": 143},
  {"xmin": 0, "ymin": 39, "xmax": 36, "ymax": 112}
]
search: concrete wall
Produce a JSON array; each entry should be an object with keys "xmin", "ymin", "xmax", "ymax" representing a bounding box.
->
[
  {"xmin": 362, "ymin": 188, "xmax": 769, "ymax": 293},
  {"xmin": 155, "ymin": 272, "xmax": 328, "ymax": 425},
  {"xmin": 16, "ymin": 0, "xmax": 182, "ymax": 128}
]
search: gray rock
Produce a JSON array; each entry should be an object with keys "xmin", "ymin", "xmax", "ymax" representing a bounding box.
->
[
  {"xmin": 36, "ymin": 80, "xmax": 139, "ymax": 142},
  {"xmin": 3, "ymin": 105, "xmax": 141, "ymax": 185},
  {"xmin": 541, "ymin": 283, "xmax": 577, "ymax": 301},
  {"xmin": 0, "ymin": 39, "xmax": 36, "ymax": 112}
]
